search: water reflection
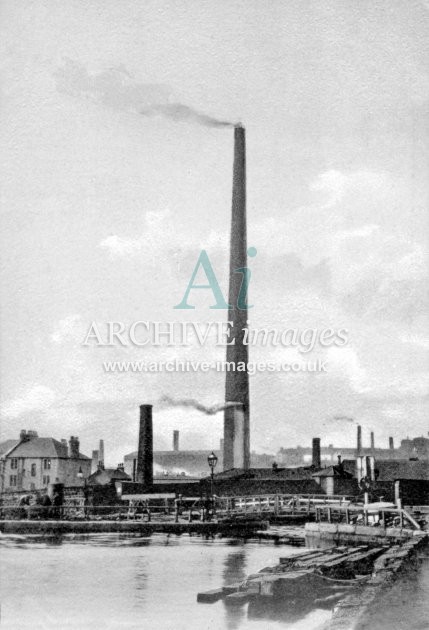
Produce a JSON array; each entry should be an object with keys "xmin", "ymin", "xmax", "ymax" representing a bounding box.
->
[
  {"xmin": 0, "ymin": 533, "xmax": 427, "ymax": 630},
  {"xmin": 222, "ymin": 550, "xmax": 248, "ymax": 630}
]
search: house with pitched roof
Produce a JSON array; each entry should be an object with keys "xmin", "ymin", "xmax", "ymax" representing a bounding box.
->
[{"xmin": 0, "ymin": 430, "xmax": 91, "ymax": 493}]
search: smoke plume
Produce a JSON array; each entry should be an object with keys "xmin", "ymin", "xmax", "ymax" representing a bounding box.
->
[
  {"xmin": 331, "ymin": 416, "xmax": 365, "ymax": 428},
  {"xmin": 140, "ymin": 103, "xmax": 234, "ymax": 128},
  {"xmin": 55, "ymin": 59, "xmax": 235, "ymax": 128},
  {"xmin": 159, "ymin": 395, "xmax": 240, "ymax": 416}
]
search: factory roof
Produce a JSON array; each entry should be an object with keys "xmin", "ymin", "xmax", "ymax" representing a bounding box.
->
[
  {"xmin": 375, "ymin": 460, "xmax": 429, "ymax": 481},
  {"xmin": 213, "ymin": 467, "xmax": 314, "ymax": 481},
  {"xmin": 312, "ymin": 465, "xmax": 354, "ymax": 478}
]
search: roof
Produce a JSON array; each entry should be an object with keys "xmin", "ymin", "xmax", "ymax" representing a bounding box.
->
[
  {"xmin": 375, "ymin": 460, "xmax": 429, "ymax": 481},
  {"xmin": 0, "ymin": 439, "xmax": 19, "ymax": 457},
  {"xmin": 6, "ymin": 437, "xmax": 89, "ymax": 460},
  {"xmin": 88, "ymin": 468, "xmax": 131, "ymax": 485},
  {"xmin": 213, "ymin": 467, "xmax": 314, "ymax": 481},
  {"xmin": 312, "ymin": 465, "xmax": 354, "ymax": 478}
]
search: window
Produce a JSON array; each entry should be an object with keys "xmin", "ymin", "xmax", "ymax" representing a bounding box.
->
[
  {"xmin": 10, "ymin": 458, "xmax": 18, "ymax": 470},
  {"xmin": 31, "ymin": 464, "xmax": 36, "ymax": 477},
  {"xmin": 42, "ymin": 475, "xmax": 50, "ymax": 486},
  {"xmin": 43, "ymin": 459, "xmax": 51, "ymax": 470},
  {"xmin": 9, "ymin": 475, "xmax": 17, "ymax": 487}
]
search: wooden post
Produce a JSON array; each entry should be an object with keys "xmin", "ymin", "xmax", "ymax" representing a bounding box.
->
[
  {"xmin": 364, "ymin": 508, "xmax": 368, "ymax": 526},
  {"xmin": 327, "ymin": 507, "xmax": 332, "ymax": 523},
  {"xmin": 394, "ymin": 480, "xmax": 401, "ymax": 507},
  {"xmin": 345, "ymin": 508, "xmax": 349, "ymax": 524}
]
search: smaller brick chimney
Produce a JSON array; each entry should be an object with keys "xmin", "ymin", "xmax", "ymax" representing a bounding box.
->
[
  {"xmin": 69, "ymin": 436, "xmax": 80, "ymax": 458},
  {"xmin": 312, "ymin": 438, "xmax": 321, "ymax": 468},
  {"xmin": 173, "ymin": 430, "xmax": 179, "ymax": 452}
]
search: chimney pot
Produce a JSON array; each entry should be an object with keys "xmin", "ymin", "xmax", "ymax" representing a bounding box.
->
[{"xmin": 69, "ymin": 436, "xmax": 80, "ymax": 459}]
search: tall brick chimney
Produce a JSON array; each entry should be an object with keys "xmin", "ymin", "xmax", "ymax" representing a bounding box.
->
[
  {"xmin": 224, "ymin": 125, "xmax": 250, "ymax": 471},
  {"xmin": 137, "ymin": 405, "xmax": 153, "ymax": 488},
  {"xmin": 370, "ymin": 431, "xmax": 375, "ymax": 450},
  {"xmin": 312, "ymin": 438, "xmax": 321, "ymax": 468},
  {"xmin": 389, "ymin": 436, "xmax": 394, "ymax": 450},
  {"xmin": 173, "ymin": 430, "xmax": 179, "ymax": 452},
  {"xmin": 356, "ymin": 425, "xmax": 362, "ymax": 456}
]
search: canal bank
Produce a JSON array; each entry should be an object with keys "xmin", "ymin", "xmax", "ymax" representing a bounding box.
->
[{"xmin": 0, "ymin": 518, "xmax": 267, "ymax": 537}]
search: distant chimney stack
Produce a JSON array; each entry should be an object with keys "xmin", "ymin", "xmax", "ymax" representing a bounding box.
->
[
  {"xmin": 173, "ymin": 430, "xmax": 179, "ymax": 452},
  {"xmin": 69, "ymin": 436, "xmax": 80, "ymax": 458},
  {"xmin": 20, "ymin": 429, "xmax": 38, "ymax": 442},
  {"xmin": 357, "ymin": 425, "xmax": 362, "ymax": 455},
  {"xmin": 91, "ymin": 450, "xmax": 99, "ymax": 474},
  {"xmin": 370, "ymin": 431, "xmax": 375, "ymax": 450},
  {"xmin": 389, "ymin": 436, "xmax": 394, "ymax": 450},
  {"xmin": 98, "ymin": 440, "xmax": 105, "ymax": 468},
  {"xmin": 117, "ymin": 463, "xmax": 124, "ymax": 472},
  {"xmin": 137, "ymin": 405, "xmax": 153, "ymax": 488},
  {"xmin": 312, "ymin": 438, "xmax": 321, "ymax": 468}
]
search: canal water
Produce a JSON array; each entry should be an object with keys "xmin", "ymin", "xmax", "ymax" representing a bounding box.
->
[{"xmin": 0, "ymin": 533, "xmax": 428, "ymax": 629}]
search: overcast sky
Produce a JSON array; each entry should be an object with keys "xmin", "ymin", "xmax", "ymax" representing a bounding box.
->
[{"xmin": 1, "ymin": 0, "xmax": 428, "ymax": 465}]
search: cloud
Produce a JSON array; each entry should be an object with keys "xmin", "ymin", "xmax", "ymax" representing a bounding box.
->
[
  {"xmin": 1, "ymin": 385, "xmax": 57, "ymax": 419},
  {"xmin": 51, "ymin": 314, "xmax": 84, "ymax": 344},
  {"xmin": 98, "ymin": 208, "xmax": 190, "ymax": 260}
]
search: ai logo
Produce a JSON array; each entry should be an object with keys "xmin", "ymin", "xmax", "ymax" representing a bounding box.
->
[{"xmin": 174, "ymin": 247, "xmax": 257, "ymax": 310}]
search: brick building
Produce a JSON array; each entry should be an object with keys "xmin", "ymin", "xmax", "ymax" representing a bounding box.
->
[{"xmin": 0, "ymin": 430, "xmax": 91, "ymax": 493}]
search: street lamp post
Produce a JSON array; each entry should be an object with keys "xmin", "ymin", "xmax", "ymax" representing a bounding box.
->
[{"xmin": 207, "ymin": 452, "xmax": 218, "ymax": 517}]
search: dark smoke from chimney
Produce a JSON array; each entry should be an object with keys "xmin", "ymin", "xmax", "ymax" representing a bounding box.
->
[
  {"xmin": 55, "ymin": 59, "xmax": 237, "ymax": 129},
  {"xmin": 140, "ymin": 103, "xmax": 236, "ymax": 128},
  {"xmin": 332, "ymin": 415, "xmax": 356, "ymax": 424},
  {"xmin": 159, "ymin": 395, "xmax": 241, "ymax": 416}
]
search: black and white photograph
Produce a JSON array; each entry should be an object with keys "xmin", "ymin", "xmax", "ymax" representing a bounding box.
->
[{"xmin": 0, "ymin": 2, "xmax": 428, "ymax": 629}]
